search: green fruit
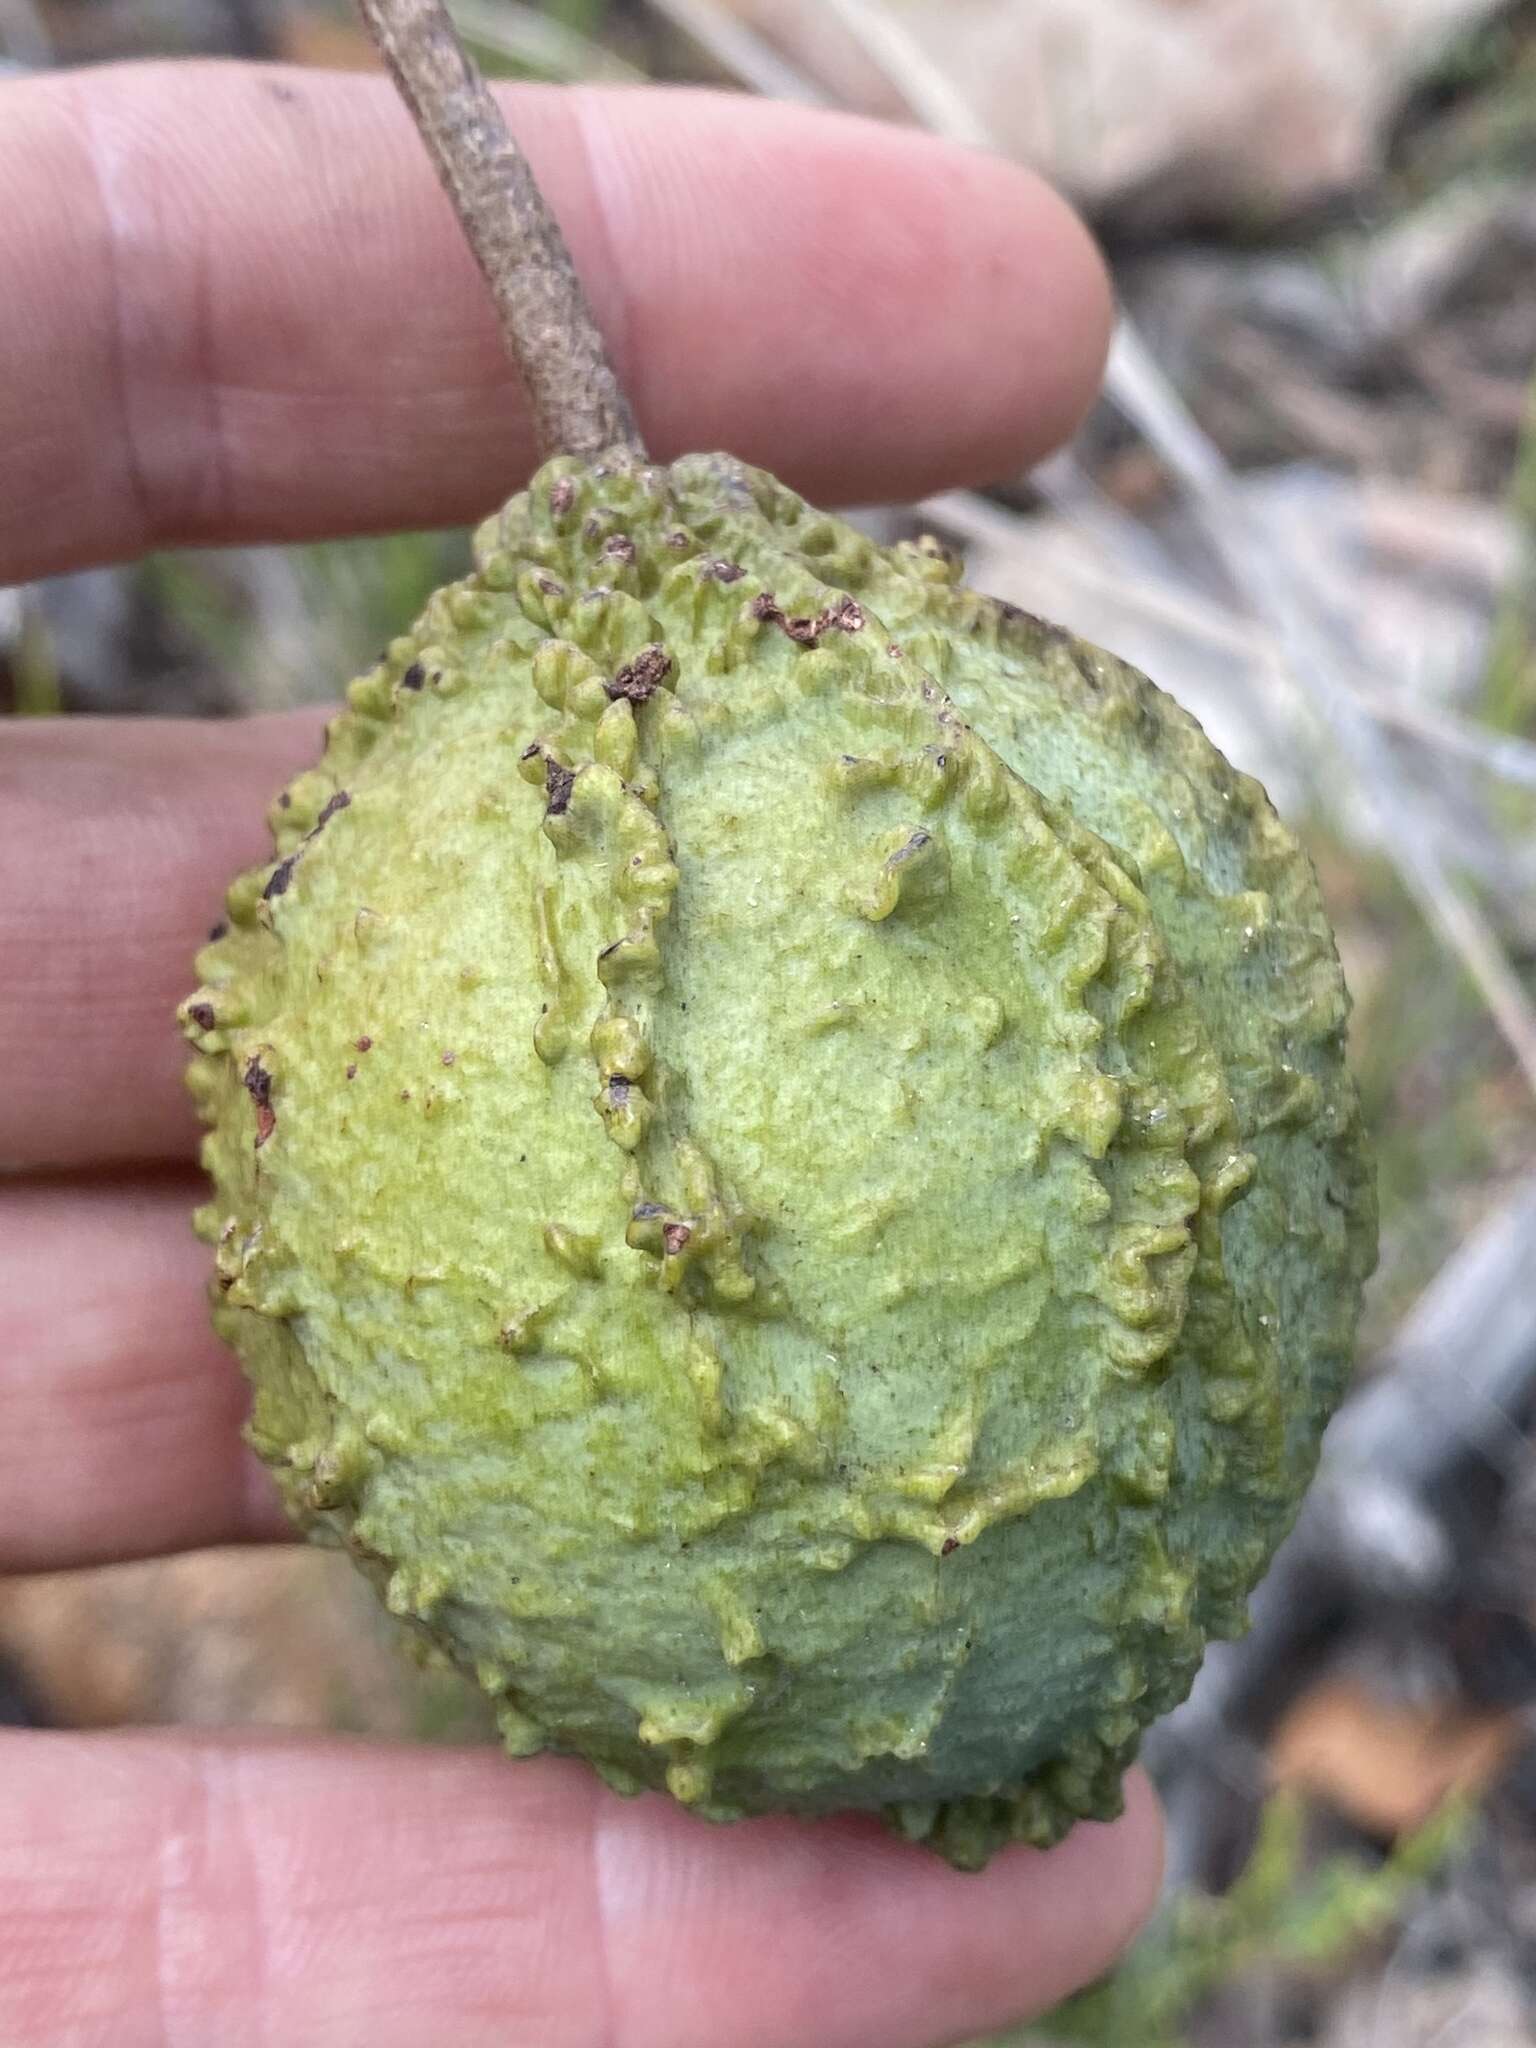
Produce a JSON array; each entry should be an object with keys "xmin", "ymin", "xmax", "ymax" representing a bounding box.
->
[{"xmin": 181, "ymin": 451, "xmax": 1374, "ymax": 1869}]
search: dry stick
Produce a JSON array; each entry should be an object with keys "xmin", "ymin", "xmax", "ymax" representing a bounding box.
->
[
  {"xmin": 643, "ymin": 0, "xmax": 827, "ymax": 103},
  {"xmin": 355, "ymin": 0, "xmax": 643, "ymax": 462}
]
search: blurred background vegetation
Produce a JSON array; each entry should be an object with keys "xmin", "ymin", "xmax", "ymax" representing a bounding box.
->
[{"xmin": 5, "ymin": 3, "xmax": 1536, "ymax": 2042}]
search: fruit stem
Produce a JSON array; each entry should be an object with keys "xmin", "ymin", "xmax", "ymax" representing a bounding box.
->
[{"xmin": 355, "ymin": 0, "xmax": 644, "ymax": 462}]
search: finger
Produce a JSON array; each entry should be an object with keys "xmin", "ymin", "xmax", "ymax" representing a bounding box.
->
[
  {"xmin": 0, "ymin": 1174, "xmax": 287, "ymax": 1570},
  {"xmin": 0, "ymin": 1731, "xmax": 1161, "ymax": 2048},
  {"xmin": 0, "ymin": 711, "xmax": 324, "ymax": 1174},
  {"xmin": 2, "ymin": 61, "xmax": 1111, "ymax": 583}
]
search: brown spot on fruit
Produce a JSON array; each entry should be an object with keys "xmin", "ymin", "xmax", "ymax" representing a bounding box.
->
[
  {"xmin": 750, "ymin": 592, "xmax": 863, "ymax": 645},
  {"xmin": 263, "ymin": 854, "xmax": 298, "ymax": 901},
  {"xmin": 662, "ymin": 1221, "xmax": 693, "ymax": 1257},
  {"xmin": 187, "ymin": 1002, "xmax": 216, "ymax": 1032},
  {"xmin": 523, "ymin": 743, "xmax": 576, "ymax": 816},
  {"xmin": 316, "ymin": 790, "xmax": 352, "ymax": 830},
  {"xmin": 606, "ymin": 644, "xmax": 673, "ymax": 705},
  {"xmin": 356, "ymin": 1036, "xmax": 373, "ymax": 1052},
  {"xmin": 820, "ymin": 595, "xmax": 865, "ymax": 633},
  {"xmin": 706, "ymin": 559, "xmax": 744, "ymax": 583},
  {"xmin": 941, "ymin": 1537, "xmax": 959, "ymax": 1557},
  {"xmin": 346, "ymin": 1062, "xmax": 358, "ymax": 1080},
  {"xmin": 750, "ymin": 593, "xmax": 818, "ymax": 643},
  {"xmin": 549, "ymin": 476, "xmax": 576, "ymax": 518},
  {"xmin": 401, "ymin": 662, "xmax": 426, "ymax": 691},
  {"xmin": 242, "ymin": 1057, "xmax": 276, "ymax": 1148},
  {"xmin": 601, "ymin": 533, "xmax": 637, "ymax": 567}
]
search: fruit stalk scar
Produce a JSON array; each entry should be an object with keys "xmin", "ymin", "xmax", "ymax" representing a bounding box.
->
[{"xmin": 355, "ymin": 0, "xmax": 643, "ymax": 462}]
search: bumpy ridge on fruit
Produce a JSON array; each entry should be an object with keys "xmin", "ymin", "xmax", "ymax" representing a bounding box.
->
[{"xmin": 181, "ymin": 451, "xmax": 1374, "ymax": 1870}]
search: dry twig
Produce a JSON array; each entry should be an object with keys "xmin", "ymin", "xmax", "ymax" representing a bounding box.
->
[
  {"xmin": 821, "ymin": 0, "xmax": 989, "ymax": 144},
  {"xmin": 642, "ymin": 0, "xmax": 825, "ymax": 102},
  {"xmin": 356, "ymin": 0, "xmax": 641, "ymax": 461}
]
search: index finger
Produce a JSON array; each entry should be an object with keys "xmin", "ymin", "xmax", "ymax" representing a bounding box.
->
[
  {"xmin": 2, "ymin": 60, "xmax": 1111, "ymax": 584},
  {"xmin": 0, "ymin": 1732, "xmax": 1162, "ymax": 2048}
]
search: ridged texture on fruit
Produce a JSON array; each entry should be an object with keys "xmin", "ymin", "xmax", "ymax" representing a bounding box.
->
[{"xmin": 181, "ymin": 452, "xmax": 1375, "ymax": 1870}]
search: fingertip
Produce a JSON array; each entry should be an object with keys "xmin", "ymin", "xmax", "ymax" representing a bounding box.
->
[
  {"xmin": 595, "ymin": 1765, "xmax": 1162, "ymax": 2048},
  {"xmin": 945, "ymin": 155, "xmax": 1116, "ymax": 484},
  {"xmin": 1026, "ymin": 1767, "xmax": 1167, "ymax": 1983},
  {"xmin": 533, "ymin": 86, "xmax": 1114, "ymax": 502},
  {"xmin": 865, "ymin": 1770, "xmax": 1164, "ymax": 2044},
  {"xmin": 891, "ymin": 1770, "xmax": 1165, "ymax": 2040}
]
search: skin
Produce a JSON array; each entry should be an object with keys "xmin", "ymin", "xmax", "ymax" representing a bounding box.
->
[{"xmin": 0, "ymin": 61, "xmax": 1162, "ymax": 2048}]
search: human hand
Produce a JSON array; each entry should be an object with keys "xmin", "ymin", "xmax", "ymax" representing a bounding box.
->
[{"xmin": 0, "ymin": 59, "xmax": 1159, "ymax": 2048}]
